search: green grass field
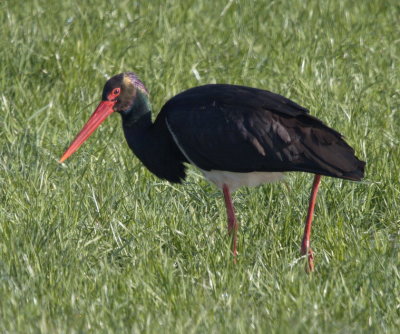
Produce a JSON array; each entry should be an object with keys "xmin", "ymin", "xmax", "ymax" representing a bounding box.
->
[{"xmin": 1, "ymin": 0, "xmax": 399, "ymax": 332}]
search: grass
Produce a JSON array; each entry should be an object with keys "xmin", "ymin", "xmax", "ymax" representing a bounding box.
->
[{"xmin": 1, "ymin": 0, "xmax": 399, "ymax": 332}]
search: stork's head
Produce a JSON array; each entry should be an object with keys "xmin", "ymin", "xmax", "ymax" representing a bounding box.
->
[{"xmin": 59, "ymin": 72, "xmax": 148, "ymax": 163}]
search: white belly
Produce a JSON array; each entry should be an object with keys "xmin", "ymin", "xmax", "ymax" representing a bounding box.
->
[{"xmin": 201, "ymin": 169, "xmax": 285, "ymax": 192}]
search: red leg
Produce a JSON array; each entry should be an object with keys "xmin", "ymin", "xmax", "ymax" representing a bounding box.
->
[
  {"xmin": 222, "ymin": 184, "xmax": 238, "ymax": 263},
  {"xmin": 300, "ymin": 174, "xmax": 321, "ymax": 272}
]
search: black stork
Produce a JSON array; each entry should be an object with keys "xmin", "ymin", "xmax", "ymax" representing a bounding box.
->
[{"xmin": 60, "ymin": 72, "xmax": 365, "ymax": 271}]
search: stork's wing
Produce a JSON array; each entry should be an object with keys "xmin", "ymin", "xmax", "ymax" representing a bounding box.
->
[{"xmin": 159, "ymin": 84, "xmax": 365, "ymax": 180}]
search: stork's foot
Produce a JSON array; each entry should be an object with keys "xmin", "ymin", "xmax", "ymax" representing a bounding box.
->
[
  {"xmin": 232, "ymin": 249, "xmax": 237, "ymax": 264},
  {"xmin": 228, "ymin": 222, "xmax": 238, "ymax": 264},
  {"xmin": 299, "ymin": 174, "xmax": 321, "ymax": 273},
  {"xmin": 300, "ymin": 246, "xmax": 314, "ymax": 273}
]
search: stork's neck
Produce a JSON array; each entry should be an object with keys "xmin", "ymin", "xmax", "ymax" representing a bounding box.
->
[
  {"xmin": 120, "ymin": 90, "xmax": 154, "ymax": 155},
  {"xmin": 120, "ymin": 90, "xmax": 152, "ymax": 127},
  {"xmin": 119, "ymin": 90, "xmax": 186, "ymax": 183},
  {"xmin": 120, "ymin": 91, "xmax": 166, "ymax": 176}
]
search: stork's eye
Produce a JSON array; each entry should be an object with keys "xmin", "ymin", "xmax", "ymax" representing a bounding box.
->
[{"xmin": 108, "ymin": 87, "xmax": 121, "ymax": 101}]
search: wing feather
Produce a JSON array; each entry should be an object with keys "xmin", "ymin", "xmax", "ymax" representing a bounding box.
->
[{"xmin": 158, "ymin": 84, "xmax": 365, "ymax": 180}]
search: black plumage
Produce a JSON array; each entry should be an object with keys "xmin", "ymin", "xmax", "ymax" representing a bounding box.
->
[{"xmin": 158, "ymin": 84, "xmax": 365, "ymax": 182}]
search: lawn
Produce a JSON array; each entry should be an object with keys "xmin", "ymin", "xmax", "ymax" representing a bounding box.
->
[{"xmin": 1, "ymin": 0, "xmax": 399, "ymax": 333}]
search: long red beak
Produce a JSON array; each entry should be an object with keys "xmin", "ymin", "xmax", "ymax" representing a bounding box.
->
[{"xmin": 59, "ymin": 101, "xmax": 116, "ymax": 163}]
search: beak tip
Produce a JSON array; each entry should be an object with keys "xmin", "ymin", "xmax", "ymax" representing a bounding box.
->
[{"xmin": 59, "ymin": 155, "xmax": 67, "ymax": 163}]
